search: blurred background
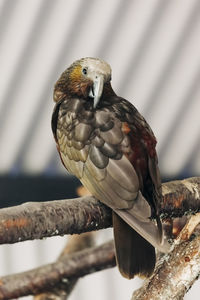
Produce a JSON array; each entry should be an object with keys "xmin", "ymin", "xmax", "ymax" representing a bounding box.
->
[{"xmin": 0, "ymin": 0, "xmax": 200, "ymax": 299}]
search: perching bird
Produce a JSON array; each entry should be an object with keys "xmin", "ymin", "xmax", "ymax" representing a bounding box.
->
[{"xmin": 52, "ymin": 57, "xmax": 170, "ymax": 279}]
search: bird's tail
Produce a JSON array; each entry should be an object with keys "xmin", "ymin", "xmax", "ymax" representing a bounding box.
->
[{"xmin": 113, "ymin": 211, "xmax": 156, "ymax": 279}]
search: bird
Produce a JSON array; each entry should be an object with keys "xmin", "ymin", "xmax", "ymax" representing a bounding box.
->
[{"xmin": 51, "ymin": 57, "xmax": 170, "ymax": 279}]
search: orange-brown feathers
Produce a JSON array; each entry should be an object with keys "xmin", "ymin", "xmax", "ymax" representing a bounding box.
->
[
  {"xmin": 53, "ymin": 62, "xmax": 92, "ymax": 102},
  {"xmin": 122, "ymin": 122, "xmax": 131, "ymax": 134},
  {"xmin": 69, "ymin": 64, "xmax": 82, "ymax": 82}
]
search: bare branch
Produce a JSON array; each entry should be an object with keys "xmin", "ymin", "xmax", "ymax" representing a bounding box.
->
[
  {"xmin": 0, "ymin": 178, "xmax": 199, "ymax": 299},
  {"xmin": 0, "ymin": 177, "xmax": 199, "ymax": 245},
  {"xmin": 0, "ymin": 196, "xmax": 112, "ymax": 244},
  {"xmin": 34, "ymin": 186, "xmax": 95, "ymax": 300},
  {"xmin": 0, "ymin": 240, "xmax": 115, "ymax": 299},
  {"xmin": 34, "ymin": 232, "xmax": 95, "ymax": 300},
  {"xmin": 161, "ymin": 177, "xmax": 200, "ymax": 217},
  {"xmin": 176, "ymin": 212, "xmax": 200, "ymax": 242},
  {"xmin": 132, "ymin": 214, "xmax": 200, "ymax": 300}
]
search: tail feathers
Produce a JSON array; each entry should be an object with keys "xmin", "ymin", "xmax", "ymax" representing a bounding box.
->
[
  {"xmin": 114, "ymin": 192, "xmax": 170, "ymax": 253},
  {"xmin": 113, "ymin": 212, "xmax": 156, "ymax": 279}
]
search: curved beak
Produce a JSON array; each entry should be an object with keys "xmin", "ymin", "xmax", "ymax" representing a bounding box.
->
[{"xmin": 89, "ymin": 74, "xmax": 104, "ymax": 108}]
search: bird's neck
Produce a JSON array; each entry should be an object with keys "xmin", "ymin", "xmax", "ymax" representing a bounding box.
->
[{"xmin": 101, "ymin": 82, "xmax": 116, "ymax": 99}]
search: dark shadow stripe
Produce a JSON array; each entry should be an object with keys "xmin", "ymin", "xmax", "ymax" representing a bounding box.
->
[
  {"xmin": 0, "ymin": 175, "xmax": 80, "ymax": 207},
  {"xmin": 144, "ymin": 0, "xmax": 200, "ymax": 117},
  {"xmin": 0, "ymin": 0, "xmax": 18, "ymax": 41},
  {"xmin": 97, "ymin": 0, "xmax": 134, "ymax": 58},
  {"xmin": 158, "ymin": 65, "xmax": 200, "ymax": 167},
  {"xmin": 118, "ymin": 0, "xmax": 170, "ymax": 94},
  {"xmin": 181, "ymin": 135, "xmax": 200, "ymax": 176},
  {"xmin": 0, "ymin": 0, "xmax": 56, "ymax": 134},
  {"xmin": 13, "ymin": 0, "xmax": 96, "ymax": 172}
]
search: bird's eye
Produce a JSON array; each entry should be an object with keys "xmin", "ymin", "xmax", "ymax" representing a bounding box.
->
[{"xmin": 82, "ymin": 68, "xmax": 87, "ymax": 75}]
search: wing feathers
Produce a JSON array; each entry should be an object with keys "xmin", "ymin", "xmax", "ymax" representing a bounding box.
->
[
  {"xmin": 114, "ymin": 192, "xmax": 170, "ymax": 253},
  {"xmin": 60, "ymin": 152, "xmax": 84, "ymax": 178},
  {"xmin": 107, "ymin": 155, "xmax": 139, "ymax": 193},
  {"xmin": 54, "ymin": 98, "xmax": 170, "ymax": 255},
  {"xmin": 82, "ymin": 154, "xmax": 140, "ymax": 209}
]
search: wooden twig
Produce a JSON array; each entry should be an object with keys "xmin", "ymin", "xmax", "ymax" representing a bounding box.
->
[
  {"xmin": 34, "ymin": 185, "xmax": 94, "ymax": 300},
  {"xmin": 0, "ymin": 177, "xmax": 199, "ymax": 245},
  {"xmin": 0, "ymin": 240, "xmax": 115, "ymax": 299},
  {"xmin": 176, "ymin": 212, "xmax": 200, "ymax": 241},
  {"xmin": 0, "ymin": 178, "xmax": 199, "ymax": 299},
  {"xmin": 0, "ymin": 196, "xmax": 111, "ymax": 244},
  {"xmin": 34, "ymin": 232, "xmax": 95, "ymax": 300},
  {"xmin": 161, "ymin": 177, "xmax": 200, "ymax": 218},
  {"xmin": 132, "ymin": 214, "xmax": 200, "ymax": 300}
]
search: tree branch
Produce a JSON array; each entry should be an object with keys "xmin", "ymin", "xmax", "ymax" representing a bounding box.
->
[
  {"xmin": 0, "ymin": 240, "xmax": 115, "ymax": 299},
  {"xmin": 0, "ymin": 177, "xmax": 199, "ymax": 299},
  {"xmin": 0, "ymin": 177, "xmax": 199, "ymax": 245},
  {"xmin": 34, "ymin": 232, "xmax": 95, "ymax": 300},
  {"xmin": 34, "ymin": 185, "xmax": 95, "ymax": 300},
  {"xmin": 131, "ymin": 214, "xmax": 200, "ymax": 300},
  {"xmin": 161, "ymin": 177, "xmax": 200, "ymax": 218},
  {"xmin": 0, "ymin": 196, "xmax": 112, "ymax": 244}
]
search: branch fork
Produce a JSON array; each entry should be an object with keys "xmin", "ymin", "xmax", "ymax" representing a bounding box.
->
[{"xmin": 0, "ymin": 177, "xmax": 199, "ymax": 299}]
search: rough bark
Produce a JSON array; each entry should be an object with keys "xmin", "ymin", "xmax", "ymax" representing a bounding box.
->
[
  {"xmin": 161, "ymin": 177, "xmax": 200, "ymax": 218},
  {"xmin": 34, "ymin": 232, "xmax": 95, "ymax": 300},
  {"xmin": 0, "ymin": 177, "xmax": 199, "ymax": 299},
  {"xmin": 34, "ymin": 184, "xmax": 95, "ymax": 300},
  {"xmin": 0, "ymin": 177, "xmax": 199, "ymax": 245},
  {"xmin": 132, "ymin": 214, "xmax": 200, "ymax": 300},
  {"xmin": 0, "ymin": 196, "xmax": 112, "ymax": 244},
  {"xmin": 0, "ymin": 240, "xmax": 115, "ymax": 299}
]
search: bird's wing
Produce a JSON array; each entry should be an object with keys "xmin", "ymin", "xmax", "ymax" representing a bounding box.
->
[
  {"xmin": 80, "ymin": 117, "xmax": 169, "ymax": 252},
  {"xmin": 53, "ymin": 98, "xmax": 170, "ymax": 252}
]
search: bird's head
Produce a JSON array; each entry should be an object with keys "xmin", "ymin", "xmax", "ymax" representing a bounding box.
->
[{"xmin": 54, "ymin": 57, "xmax": 113, "ymax": 108}]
